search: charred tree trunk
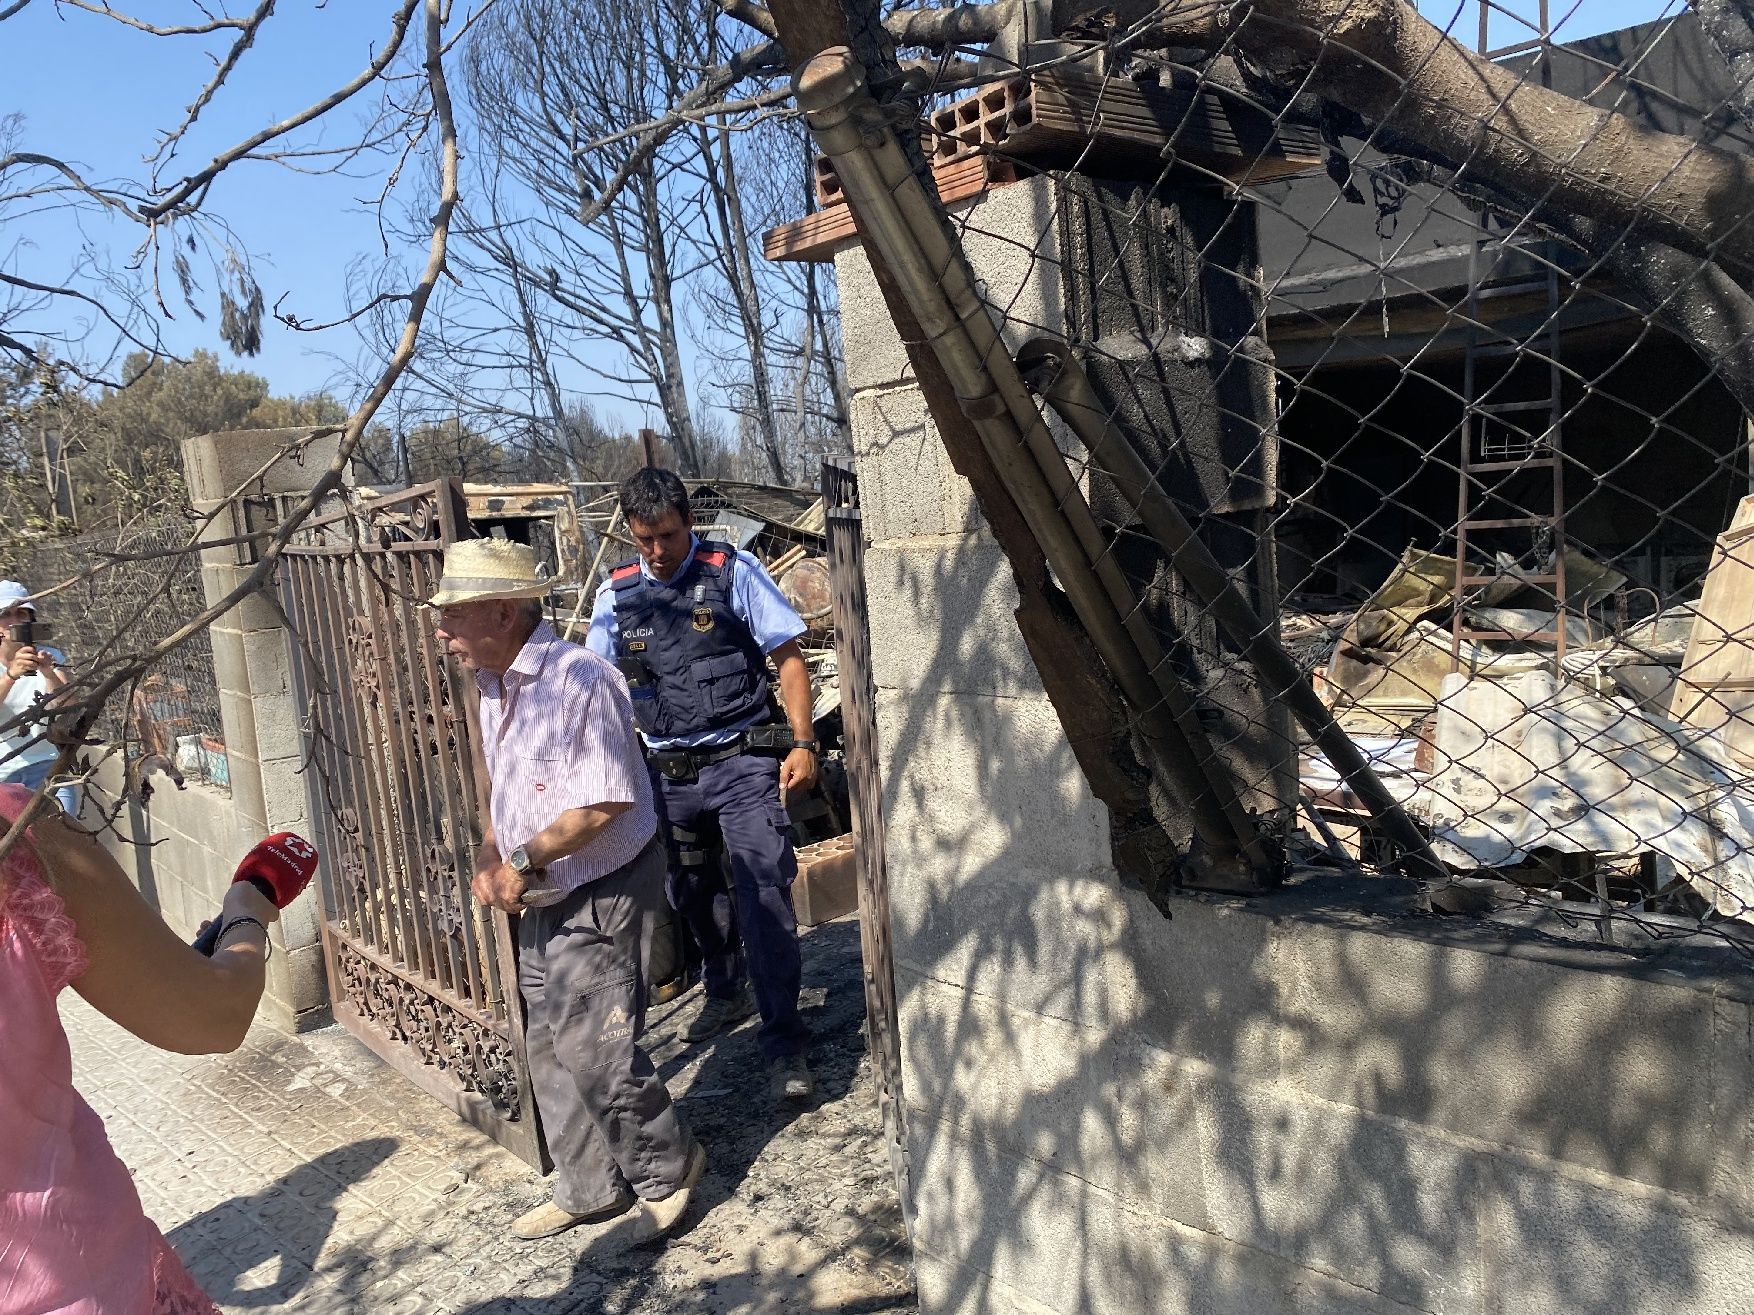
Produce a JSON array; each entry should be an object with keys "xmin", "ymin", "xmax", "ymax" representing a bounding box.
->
[
  {"xmin": 1070, "ymin": 0, "xmax": 1754, "ymax": 277},
  {"xmin": 509, "ymin": 267, "xmax": 580, "ymax": 471},
  {"xmin": 803, "ymin": 130, "xmax": 853, "ymax": 442},
  {"xmin": 1507, "ymin": 201, "xmax": 1754, "ymax": 418},
  {"xmin": 805, "ymin": 264, "xmax": 851, "ymax": 440},
  {"xmin": 631, "ymin": 169, "xmax": 702, "ymax": 474}
]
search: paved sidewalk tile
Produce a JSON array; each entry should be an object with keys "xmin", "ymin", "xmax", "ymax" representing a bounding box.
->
[{"xmin": 64, "ymin": 919, "xmax": 915, "ymax": 1314}]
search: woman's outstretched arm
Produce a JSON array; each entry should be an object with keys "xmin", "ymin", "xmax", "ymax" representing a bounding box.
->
[{"xmin": 46, "ymin": 814, "xmax": 278, "ymax": 1055}]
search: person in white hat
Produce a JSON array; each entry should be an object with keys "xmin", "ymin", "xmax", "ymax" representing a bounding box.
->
[
  {"xmin": 0, "ymin": 581, "xmax": 76, "ymax": 814},
  {"xmin": 429, "ymin": 539, "xmax": 705, "ymax": 1244}
]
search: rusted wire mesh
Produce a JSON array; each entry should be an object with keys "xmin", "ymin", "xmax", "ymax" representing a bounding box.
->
[
  {"xmin": 812, "ymin": 2, "xmax": 1754, "ymax": 952},
  {"xmin": 9, "ymin": 517, "xmax": 227, "ymax": 787}
]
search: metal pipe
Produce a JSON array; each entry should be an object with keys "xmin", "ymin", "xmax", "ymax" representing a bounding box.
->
[
  {"xmin": 1016, "ymin": 338, "xmax": 1451, "ymax": 885},
  {"xmin": 794, "ymin": 48, "xmax": 1270, "ymax": 876}
]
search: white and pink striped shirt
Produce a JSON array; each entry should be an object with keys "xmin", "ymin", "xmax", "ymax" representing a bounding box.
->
[{"xmin": 476, "ymin": 622, "xmax": 656, "ymax": 892}]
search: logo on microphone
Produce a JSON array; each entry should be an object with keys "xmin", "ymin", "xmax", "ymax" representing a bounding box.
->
[{"xmin": 279, "ymin": 834, "xmax": 317, "ymax": 863}]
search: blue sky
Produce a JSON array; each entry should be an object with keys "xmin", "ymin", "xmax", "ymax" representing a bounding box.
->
[
  {"xmin": 6, "ymin": 3, "xmax": 424, "ymax": 399},
  {"xmin": 1419, "ymin": 0, "xmax": 1683, "ymax": 48},
  {"xmin": 4, "ymin": 0, "xmax": 1687, "ymax": 405}
]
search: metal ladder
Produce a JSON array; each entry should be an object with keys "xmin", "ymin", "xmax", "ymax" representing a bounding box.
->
[{"xmin": 1450, "ymin": 0, "xmax": 1567, "ymax": 670}]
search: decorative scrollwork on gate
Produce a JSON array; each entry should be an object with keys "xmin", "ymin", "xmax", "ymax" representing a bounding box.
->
[
  {"xmin": 428, "ymin": 663, "xmax": 461, "ymax": 761},
  {"xmin": 425, "ymin": 844, "xmax": 466, "ymax": 938},
  {"xmin": 335, "ymin": 942, "xmax": 524, "ymax": 1119},
  {"xmin": 337, "ymin": 854, "xmax": 371, "ymax": 911},
  {"xmin": 344, "ymin": 614, "xmax": 382, "ymax": 699}
]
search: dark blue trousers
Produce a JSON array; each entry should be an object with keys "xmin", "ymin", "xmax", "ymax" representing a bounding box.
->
[{"xmin": 651, "ymin": 753, "xmax": 809, "ymax": 1060}]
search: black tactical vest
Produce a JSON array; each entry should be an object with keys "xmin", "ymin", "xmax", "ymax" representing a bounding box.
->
[{"xmin": 608, "ymin": 547, "xmax": 771, "ymax": 740}]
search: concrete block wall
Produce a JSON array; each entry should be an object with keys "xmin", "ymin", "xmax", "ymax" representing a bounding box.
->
[
  {"xmin": 90, "ymin": 755, "xmax": 243, "ymax": 943},
  {"xmin": 836, "ymin": 174, "xmax": 1754, "ymax": 1315},
  {"xmin": 177, "ymin": 426, "xmax": 343, "ymax": 1031}
]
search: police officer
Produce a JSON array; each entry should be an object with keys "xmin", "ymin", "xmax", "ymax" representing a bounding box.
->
[{"xmin": 586, "ymin": 468, "xmax": 819, "ymax": 1102}]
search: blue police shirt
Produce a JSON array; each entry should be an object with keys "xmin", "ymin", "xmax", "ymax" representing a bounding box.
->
[{"xmin": 585, "ymin": 534, "xmax": 806, "ymax": 749}]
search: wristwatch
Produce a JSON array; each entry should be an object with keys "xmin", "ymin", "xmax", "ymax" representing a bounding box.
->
[
  {"xmin": 791, "ymin": 738, "xmax": 820, "ymax": 754},
  {"xmin": 508, "ymin": 845, "xmax": 566, "ymax": 909}
]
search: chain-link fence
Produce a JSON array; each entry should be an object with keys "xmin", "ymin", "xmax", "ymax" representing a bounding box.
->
[
  {"xmin": 785, "ymin": 2, "xmax": 1754, "ymax": 952},
  {"xmin": 8, "ymin": 517, "xmax": 227, "ymax": 788}
]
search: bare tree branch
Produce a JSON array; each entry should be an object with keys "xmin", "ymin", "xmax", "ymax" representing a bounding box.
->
[
  {"xmin": 567, "ymin": 3, "xmax": 1011, "ymax": 226},
  {"xmin": 712, "ymin": 0, "xmax": 776, "ymax": 40},
  {"xmin": 0, "ymin": 152, "xmax": 142, "ymax": 216},
  {"xmin": 574, "ymin": 38, "xmax": 783, "ymax": 227},
  {"xmin": 141, "ymin": 0, "xmax": 422, "ymax": 222},
  {"xmin": 0, "ymin": 270, "xmax": 164, "ymax": 354},
  {"xmin": 0, "ymin": 0, "xmax": 464, "ymax": 856},
  {"xmin": 574, "ymin": 86, "xmax": 794, "ymax": 155},
  {"xmin": 150, "ymin": 0, "xmax": 279, "ymax": 170},
  {"xmin": 885, "ymin": 1, "xmax": 1013, "ymax": 51},
  {"xmin": 59, "ymin": 0, "xmax": 256, "ymax": 36}
]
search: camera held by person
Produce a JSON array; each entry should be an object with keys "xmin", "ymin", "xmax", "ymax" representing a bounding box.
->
[{"xmin": 0, "ymin": 580, "xmax": 75, "ymax": 814}]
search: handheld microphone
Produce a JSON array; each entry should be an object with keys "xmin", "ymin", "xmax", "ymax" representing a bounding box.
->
[{"xmin": 192, "ymin": 832, "xmax": 320, "ymax": 956}]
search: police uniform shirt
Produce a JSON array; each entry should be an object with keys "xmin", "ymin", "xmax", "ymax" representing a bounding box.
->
[{"xmin": 584, "ymin": 534, "xmax": 805, "ymax": 751}]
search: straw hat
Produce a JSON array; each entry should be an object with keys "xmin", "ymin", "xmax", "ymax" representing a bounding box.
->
[{"xmin": 426, "ymin": 539, "xmax": 562, "ymax": 608}]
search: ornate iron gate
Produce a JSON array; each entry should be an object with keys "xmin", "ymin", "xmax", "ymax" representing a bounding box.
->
[{"xmin": 280, "ymin": 481, "xmax": 544, "ymax": 1167}]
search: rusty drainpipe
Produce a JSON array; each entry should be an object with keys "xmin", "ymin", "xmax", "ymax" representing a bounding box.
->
[
  {"xmin": 1016, "ymin": 339, "xmax": 1451, "ymax": 886},
  {"xmin": 793, "ymin": 48, "xmax": 1272, "ymax": 881}
]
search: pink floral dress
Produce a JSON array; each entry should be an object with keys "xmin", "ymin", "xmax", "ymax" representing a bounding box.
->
[{"xmin": 0, "ymin": 784, "xmax": 218, "ymax": 1313}]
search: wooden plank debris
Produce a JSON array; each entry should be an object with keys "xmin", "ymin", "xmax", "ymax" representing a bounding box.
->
[{"xmin": 1673, "ymin": 495, "xmax": 1754, "ymax": 761}]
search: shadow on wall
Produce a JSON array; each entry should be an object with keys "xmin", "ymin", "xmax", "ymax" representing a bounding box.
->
[{"xmin": 862, "ymin": 530, "xmax": 1754, "ymax": 1315}]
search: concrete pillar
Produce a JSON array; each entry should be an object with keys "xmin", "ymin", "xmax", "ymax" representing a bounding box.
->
[{"xmin": 180, "ymin": 428, "xmax": 345, "ymax": 1031}]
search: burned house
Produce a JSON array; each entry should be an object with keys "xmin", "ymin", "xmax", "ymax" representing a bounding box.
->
[
  {"xmin": 1260, "ymin": 12, "xmax": 1754, "ymax": 613},
  {"xmin": 758, "ymin": 7, "xmax": 1754, "ymax": 1315}
]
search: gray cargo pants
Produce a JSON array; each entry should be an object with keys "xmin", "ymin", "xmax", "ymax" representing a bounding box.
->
[{"xmin": 516, "ymin": 835, "xmax": 695, "ymax": 1213}]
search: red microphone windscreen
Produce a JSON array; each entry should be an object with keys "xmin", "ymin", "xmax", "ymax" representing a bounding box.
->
[{"xmin": 234, "ymin": 832, "xmax": 320, "ymax": 908}]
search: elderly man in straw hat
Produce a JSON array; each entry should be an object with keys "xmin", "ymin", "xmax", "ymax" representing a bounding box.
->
[{"xmin": 430, "ymin": 538, "xmax": 704, "ymax": 1243}]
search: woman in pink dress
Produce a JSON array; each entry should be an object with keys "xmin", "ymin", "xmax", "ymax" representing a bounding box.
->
[{"xmin": 0, "ymin": 782, "xmax": 283, "ymax": 1313}]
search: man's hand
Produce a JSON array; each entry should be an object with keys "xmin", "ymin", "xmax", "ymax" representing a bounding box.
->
[
  {"xmin": 470, "ymin": 862, "xmax": 528, "ymax": 914},
  {"xmin": 471, "ymin": 833, "xmax": 501, "ymax": 893},
  {"xmin": 779, "ymin": 746, "xmax": 819, "ymax": 798},
  {"xmin": 8, "ymin": 646, "xmax": 39, "ymax": 679},
  {"xmin": 771, "ymin": 641, "xmax": 819, "ymax": 800}
]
